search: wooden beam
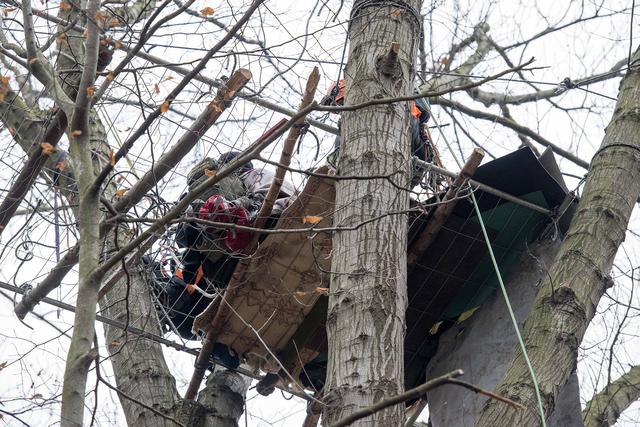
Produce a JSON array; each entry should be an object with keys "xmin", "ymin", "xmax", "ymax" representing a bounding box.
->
[{"xmin": 408, "ymin": 148, "xmax": 485, "ymax": 268}]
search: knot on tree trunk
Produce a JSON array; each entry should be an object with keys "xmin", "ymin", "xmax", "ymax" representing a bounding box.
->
[{"xmin": 376, "ymin": 42, "xmax": 403, "ymax": 81}]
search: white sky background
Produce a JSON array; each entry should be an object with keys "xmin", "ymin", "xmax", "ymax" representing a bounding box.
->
[{"xmin": 0, "ymin": 0, "xmax": 639, "ymax": 425}]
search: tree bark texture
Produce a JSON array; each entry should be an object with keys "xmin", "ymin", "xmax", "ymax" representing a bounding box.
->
[
  {"xmin": 102, "ymin": 264, "xmax": 250, "ymax": 427},
  {"xmin": 582, "ymin": 365, "xmax": 640, "ymax": 427},
  {"xmin": 102, "ymin": 265, "xmax": 181, "ymax": 427},
  {"xmin": 196, "ymin": 370, "xmax": 250, "ymax": 427},
  {"xmin": 324, "ymin": 1, "xmax": 422, "ymax": 425},
  {"xmin": 476, "ymin": 46, "xmax": 640, "ymax": 427}
]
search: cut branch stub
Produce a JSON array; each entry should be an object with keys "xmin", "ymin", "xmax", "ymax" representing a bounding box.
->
[{"xmin": 249, "ymin": 66, "xmax": 320, "ymax": 237}]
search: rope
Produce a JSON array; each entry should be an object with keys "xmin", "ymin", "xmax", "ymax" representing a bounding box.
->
[
  {"xmin": 349, "ymin": 0, "xmax": 422, "ymax": 31},
  {"xmin": 590, "ymin": 143, "xmax": 640, "ymax": 166},
  {"xmin": 426, "ymin": 103, "xmax": 549, "ymax": 426}
]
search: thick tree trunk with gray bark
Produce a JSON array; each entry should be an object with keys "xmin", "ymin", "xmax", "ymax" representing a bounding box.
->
[
  {"xmin": 582, "ymin": 365, "xmax": 640, "ymax": 427},
  {"xmin": 101, "ymin": 266, "xmax": 181, "ymax": 426},
  {"xmin": 323, "ymin": 1, "xmax": 422, "ymax": 425},
  {"xmin": 476, "ymin": 46, "xmax": 640, "ymax": 427}
]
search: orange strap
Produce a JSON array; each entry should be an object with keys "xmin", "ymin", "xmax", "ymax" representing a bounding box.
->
[{"xmin": 411, "ymin": 101, "xmax": 421, "ymax": 119}]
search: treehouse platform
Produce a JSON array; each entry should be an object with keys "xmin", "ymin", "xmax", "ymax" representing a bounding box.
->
[{"xmin": 194, "ymin": 146, "xmax": 575, "ymax": 393}]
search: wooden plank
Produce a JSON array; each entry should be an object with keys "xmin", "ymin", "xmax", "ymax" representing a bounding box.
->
[{"xmin": 217, "ymin": 167, "xmax": 335, "ymax": 366}]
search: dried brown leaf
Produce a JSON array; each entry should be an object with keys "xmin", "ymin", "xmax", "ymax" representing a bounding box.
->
[
  {"xmin": 200, "ymin": 6, "xmax": 215, "ymax": 16},
  {"xmin": 302, "ymin": 215, "xmax": 323, "ymax": 224}
]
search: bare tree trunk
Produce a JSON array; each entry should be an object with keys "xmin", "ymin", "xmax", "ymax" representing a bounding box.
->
[
  {"xmin": 323, "ymin": 1, "xmax": 422, "ymax": 425},
  {"xmin": 583, "ymin": 365, "xmax": 640, "ymax": 427},
  {"xmin": 101, "ymin": 265, "xmax": 181, "ymax": 427},
  {"xmin": 476, "ymin": 46, "xmax": 640, "ymax": 427},
  {"xmin": 59, "ymin": 1, "xmax": 105, "ymax": 424},
  {"xmin": 197, "ymin": 370, "xmax": 250, "ymax": 427}
]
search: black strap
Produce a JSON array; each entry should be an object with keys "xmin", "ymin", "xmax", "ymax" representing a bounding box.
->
[
  {"xmin": 590, "ymin": 143, "xmax": 640, "ymax": 167},
  {"xmin": 350, "ymin": 0, "xmax": 422, "ymax": 31}
]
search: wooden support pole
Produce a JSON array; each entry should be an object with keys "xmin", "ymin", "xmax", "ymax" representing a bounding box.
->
[
  {"xmin": 251, "ymin": 67, "xmax": 321, "ymax": 234},
  {"xmin": 184, "ymin": 67, "xmax": 321, "ymax": 401},
  {"xmin": 0, "ymin": 109, "xmax": 67, "ymax": 236},
  {"xmin": 407, "ymin": 148, "xmax": 485, "ymax": 268},
  {"xmin": 14, "ymin": 68, "xmax": 252, "ymax": 319}
]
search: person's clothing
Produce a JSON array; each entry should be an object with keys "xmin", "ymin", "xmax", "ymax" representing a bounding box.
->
[
  {"xmin": 239, "ymin": 168, "xmax": 295, "ymax": 215},
  {"xmin": 172, "ymin": 157, "xmax": 295, "ymax": 301},
  {"xmin": 328, "ymin": 99, "xmax": 431, "ymax": 187}
]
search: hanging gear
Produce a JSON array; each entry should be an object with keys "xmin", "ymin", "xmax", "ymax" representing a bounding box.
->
[
  {"xmin": 145, "ymin": 256, "xmax": 240, "ymax": 368},
  {"xmin": 198, "ymin": 194, "xmax": 252, "ymax": 252},
  {"xmin": 320, "ymin": 79, "xmax": 346, "ymax": 107}
]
